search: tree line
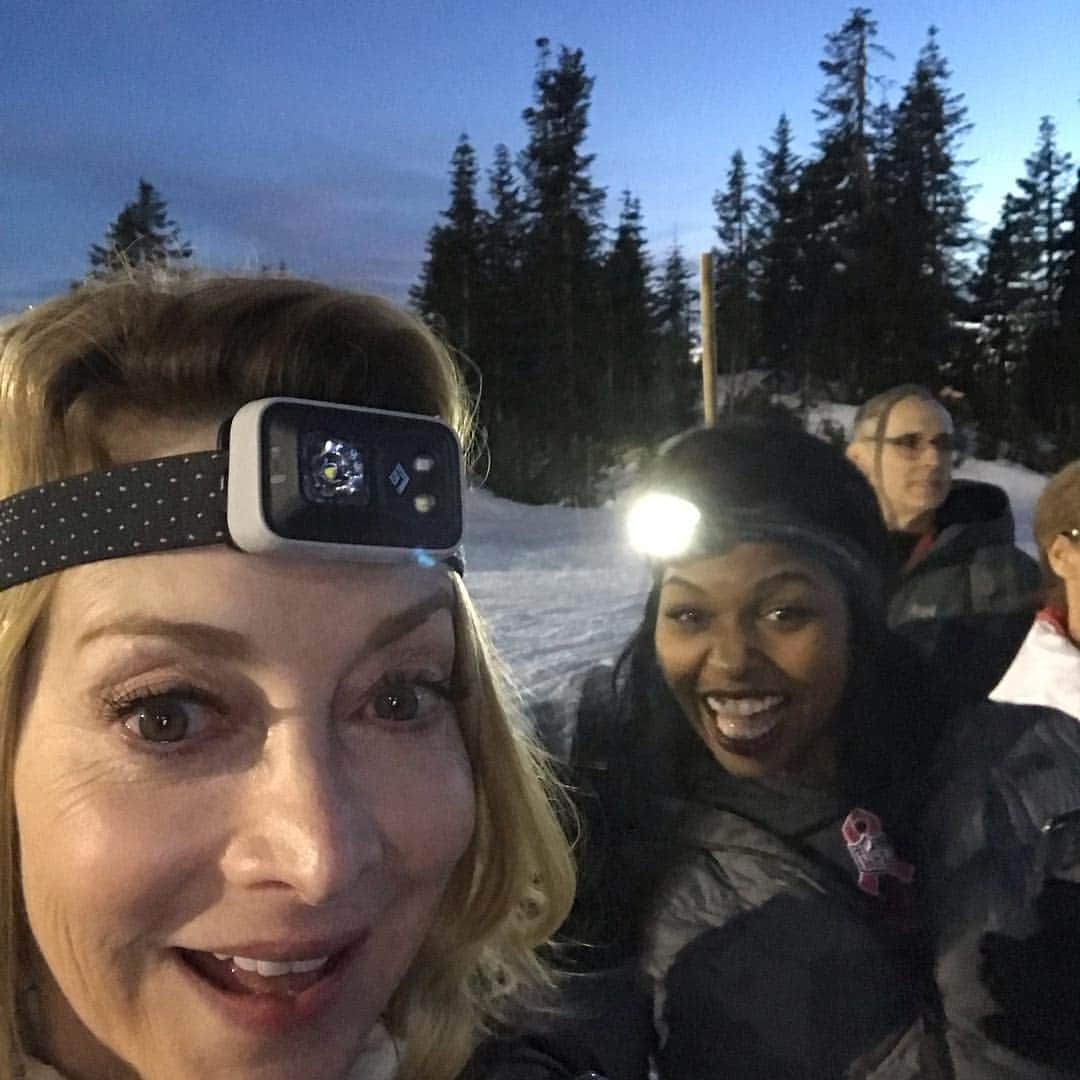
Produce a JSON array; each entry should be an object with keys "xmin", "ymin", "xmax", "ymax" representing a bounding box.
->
[
  {"xmin": 82, "ymin": 10, "xmax": 1079, "ymax": 504},
  {"xmin": 412, "ymin": 11, "xmax": 1080, "ymax": 502}
]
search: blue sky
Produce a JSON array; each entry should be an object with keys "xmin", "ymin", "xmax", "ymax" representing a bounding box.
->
[{"xmin": 2, "ymin": 0, "xmax": 1077, "ymax": 314}]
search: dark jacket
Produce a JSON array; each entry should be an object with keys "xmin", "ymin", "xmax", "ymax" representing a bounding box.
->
[
  {"xmin": 551, "ymin": 665, "xmax": 1080, "ymax": 1080},
  {"xmin": 889, "ymin": 480, "xmax": 1040, "ymax": 705},
  {"xmin": 459, "ymin": 965, "xmax": 652, "ymax": 1080}
]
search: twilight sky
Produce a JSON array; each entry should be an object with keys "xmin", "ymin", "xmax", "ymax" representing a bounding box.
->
[{"xmin": 2, "ymin": 0, "xmax": 1077, "ymax": 315}]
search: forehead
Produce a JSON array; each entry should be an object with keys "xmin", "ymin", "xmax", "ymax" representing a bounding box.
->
[
  {"xmin": 661, "ymin": 541, "xmax": 844, "ymax": 596},
  {"xmin": 43, "ymin": 546, "xmax": 455, "ymax": 666},
  {"xmin": 883, "ymin": 396, "xmax": 953, "ymax": 436}
]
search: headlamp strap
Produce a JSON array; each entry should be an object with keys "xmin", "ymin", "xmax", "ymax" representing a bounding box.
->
[{"xmin": 0, "ymin": 451, "xmax": 227, "ymax": 589}]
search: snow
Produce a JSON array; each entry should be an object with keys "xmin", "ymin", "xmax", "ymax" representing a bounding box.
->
[
  {"xmin": 463, "ymin": 425, "xmax": 1050, "ymax": 706},
  {"xmin": 464, "ymin": 488, "xmax": 651, "ymax": 704}
]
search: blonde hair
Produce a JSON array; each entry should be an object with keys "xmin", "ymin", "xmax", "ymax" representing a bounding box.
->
[
  {"xmin": 0, "ymin": 271, "xmax": 574, "ymax": 1080},
  {"xmin": 1033, "ymin": 459, "xmax": 1080, "ymax": 610}
]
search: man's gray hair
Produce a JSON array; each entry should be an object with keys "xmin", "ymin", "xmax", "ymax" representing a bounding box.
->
[{"xmin": 851, "ymin": 384, "xmax": 941, "ymax": 442}]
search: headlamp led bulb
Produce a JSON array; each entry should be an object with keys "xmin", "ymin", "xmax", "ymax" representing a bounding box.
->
[{"xmin": 627, "ymin": 492, "xmax": 702, "ymax": 560}]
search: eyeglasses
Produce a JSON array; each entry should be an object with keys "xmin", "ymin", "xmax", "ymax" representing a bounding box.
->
[{"xmin": 863, "ymin": 433, "xmax": 957, "ymax": 458}]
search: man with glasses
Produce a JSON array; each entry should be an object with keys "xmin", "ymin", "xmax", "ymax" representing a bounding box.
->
[{"xmin": 846, "ymin": 384, "xmax": 1039, "ymax": 704}]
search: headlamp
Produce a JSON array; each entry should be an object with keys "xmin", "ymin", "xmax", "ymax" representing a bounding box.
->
[
  {"xmin": 0, "ymin": 398, "xmax": 464, "ymax": 590},
  {"xmin": 626, "ymin": 492, "xmax": 702, "ymax": 560}
]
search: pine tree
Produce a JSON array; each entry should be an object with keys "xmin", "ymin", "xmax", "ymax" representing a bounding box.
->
[
  {"xmin": 1058, "ymin": 171, "xmax": 1080, "ymax": 448},
  {"xmin": 516, "ymin": 39, "xmax": 607, "ymax": 502},
  {"xmin": 977, "ymin": 118, "xmax": 1076, "ymax": 439},
  {"xmin": 411, "ymin": 135, "xmax": 483, "ymax": 353},
  {"xmin": 1017, "ymin": 116, "xmax": 1075, "ymax": 323},
  {"xmin": 473, "ymin": 143, "xmax": 527, "ymax": 430},
  {"xmin": 755, "ymin": 115, "xmax": 803, "ymax": 377},
  {"xmin": 654, "ymin": 244, "xmax": 699, "ymax": 431},
  {"xmin": 713, "ymin": 149, "xmax": 758, "ymax": 385},
  {"xmin": 970, "ymin": 194, "xmax": 1033, "ymax": 446},
  {"xmin": 89, "ymin": 178, "xmax": 192, "ymax": 273},
  {"xmin": 796, "ymin": 7, "xmax": 893, "ymax": 391},
  {"xmin": 873, "ymin": 26, "xmax": 972, "ymax": 385},
  {"xmin": 602, "ymin": 191, "xmax": 655, "ymax": 440}
]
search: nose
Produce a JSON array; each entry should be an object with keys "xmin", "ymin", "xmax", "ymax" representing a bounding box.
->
[
  {"xmin": 704, "ymin": 620, "xmax": 753, "ymax": 676},
  {"xmin": 222, "ymin": 727, "xmax": 381, "ymax": 905}
]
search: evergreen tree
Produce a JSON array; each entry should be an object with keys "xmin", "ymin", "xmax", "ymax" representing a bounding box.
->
[
  {"xmin": 654, "ymin": 244, "xmax": 699, "ymax": 431},
  {"xmin": 970, "ymin": 193, "xmax": 1034, "ymax": 447},
  {"xmin": 976, "ymin": 118, "xmax": 1075, "ymax": 439},
  {"xmin": 1017, "ymin": 116, "xmax": 1075, "ymax": 322},
  {"xmin": 713, "ymin": 150, "xmax": 758, "ymax": 385},
  {"xmin": 602, "ymin": 191, "xmax": 656, "ymax": 439},
  {"xmin": 755, "ymin": 114, "xmax": 803, "ymax": 377},
  {"xmin": 473, "ymin": 143, "xmax": 527, "ymax": 431},
  {"xmin": 873, "ymin": 26, "xmax": 972, "ymax": 385},
  {"xmin": 516, "ymin": 38, "xmax": 607, "ymax": 502},
  {"xmin": 89, "ymin": 178, "xmax": 192, "ymax": 273},
  {"xmin": 796, "ymin": 7, "xmax": 892, "ymax": 391},
  {"xmin": 1058, "ymin": 171, "xmax": 1080, "ymax": 447},
  {"xmin": 411, "ymin": 135, "xmax": 483, "ymax": 353}
]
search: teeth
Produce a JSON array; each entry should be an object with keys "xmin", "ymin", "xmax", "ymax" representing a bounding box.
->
[
  {"xmin": 705, "ymin": 694, "xmax": 783, "ymax": 718},
  {"xmin": 211, "ymin": 953, "xmax": 330, "ymax": 976},
  {"xmin": 704, "ymin": 694, "xmax": 783, "ymax": 741}
]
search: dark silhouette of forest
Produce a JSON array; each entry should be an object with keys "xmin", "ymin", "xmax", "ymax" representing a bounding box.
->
[{"xmin": 412, "ymin": 12, "xmax": 1079, "ymax": 504}]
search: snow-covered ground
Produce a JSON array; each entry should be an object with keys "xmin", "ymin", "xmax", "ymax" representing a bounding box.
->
[{"xmin": 463, "ymin": 421, "xmax": 1050, "ymax": 704}]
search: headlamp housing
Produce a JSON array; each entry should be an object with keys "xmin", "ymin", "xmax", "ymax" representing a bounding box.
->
[{"xmin": 225, "ymin": 398, "xmax": 463, "ymax": 563}]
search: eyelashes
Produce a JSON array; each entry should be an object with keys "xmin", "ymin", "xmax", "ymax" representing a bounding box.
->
[
  {"xmin": 102, "ymin": 670, "xmax": 467, "ymax": 754},
  {"xmin": 103, "ymin": 681, "xmax": 226, "ymax": 752}
]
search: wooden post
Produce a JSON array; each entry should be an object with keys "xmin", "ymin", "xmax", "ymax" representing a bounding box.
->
[{"xmin": 699, "ymin": 252, "xmax": 717, "ymax": 426}]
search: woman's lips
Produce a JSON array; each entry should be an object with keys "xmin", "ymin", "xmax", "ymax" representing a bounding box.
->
[{"xmin": 174, "ymin": 937, "xmax": 365, "ymax": 1033}]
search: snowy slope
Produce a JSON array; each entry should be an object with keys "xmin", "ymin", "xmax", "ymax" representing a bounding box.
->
[{"xmin": 464, "ymin": 444, "xmax": 1049, "ymax": 703}]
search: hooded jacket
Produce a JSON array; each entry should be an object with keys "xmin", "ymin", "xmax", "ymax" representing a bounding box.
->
[{"xmin": 888, "ymin": 479, "xmax": 1040, "ymax": 705}]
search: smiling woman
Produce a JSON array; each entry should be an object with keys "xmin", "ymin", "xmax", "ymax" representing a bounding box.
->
[{"xmin": 0, "ymin": 272, "xmax": 575, "ymax": 1080}]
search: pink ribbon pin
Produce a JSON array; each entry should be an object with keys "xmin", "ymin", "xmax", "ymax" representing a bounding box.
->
[{"xmin": 841, "ymin": 807, "xmax": 915, "ymax": 896}]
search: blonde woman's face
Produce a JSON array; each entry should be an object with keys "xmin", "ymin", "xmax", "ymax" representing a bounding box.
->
[{"xmin": 14, "ymin": 524, "xmax": 474, "ymax": 1079}]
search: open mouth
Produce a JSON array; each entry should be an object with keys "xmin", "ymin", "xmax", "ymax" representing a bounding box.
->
[
  {"xmin": 702, "ymin": 693, "xmax": 785, "ymax": 744},
  {"xmin": 177, "ymin": 946, "xmax": 350, "ymax": 999}
]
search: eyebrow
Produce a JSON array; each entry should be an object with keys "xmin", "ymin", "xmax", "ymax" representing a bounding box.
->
[
  {"xmin": 76, "ymin": 589, "xmax": 454, "ymax": 659},
  {"xmin": 662, "ymin": 569, "xmax": 821, "ymax": 593}
]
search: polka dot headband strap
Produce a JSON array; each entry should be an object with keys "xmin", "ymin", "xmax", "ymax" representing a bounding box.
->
[
  {"xmin": 0, "ymin": 452, "xmax": 228, "ymax": 589},
  {"xmin": 0, "ymin": 398, "xmax": 466, "ymax": 591}
]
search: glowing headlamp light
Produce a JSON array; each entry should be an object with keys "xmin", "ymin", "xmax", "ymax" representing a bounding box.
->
[
  {"xmin": 0, "ymin": 398, "xmax": 464, "ymax": 590},
  {"xmin": 626, "ymin": 492, "xmax": 702, "ymax": 560}
]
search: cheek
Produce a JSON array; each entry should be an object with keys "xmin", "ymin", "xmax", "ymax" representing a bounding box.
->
[
  {"xmin": 654, "ymin": 627, "xmax": 702, "ymax": 688},
  {"xmin": 16, "ymin": 758, "xmax": 229, "ymax": 961},
  {"xmin": 796, "ymin": 626, "xmax": 851, "ymax": 712},
  {"xmin": 370, "ymin": 729, "xmax": 476, "ymax": 886}
]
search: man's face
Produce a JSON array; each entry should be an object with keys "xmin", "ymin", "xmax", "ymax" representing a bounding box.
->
[{"xmin": 849, "ymin": 396, "xmax": 954, "ymax": 531}]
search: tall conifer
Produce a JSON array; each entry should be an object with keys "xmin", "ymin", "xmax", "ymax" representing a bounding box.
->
[
  {"xmin": 755, "ymin": 115, "xmax": 803, "ymax": 376},
  {"xmin": 89, "ymin": 178, "xmax": 192, "ymax": 273},
  {"xmin": 411, "ymin": 135, "xmax": 483, "ymax": 353},
  {"xmin": 713, "ymin": 150, "xmax": 758, "ymax": 383},
  {"xmin": 517, "ymin": 39, "xmax": 606, "ymax": 501}
]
